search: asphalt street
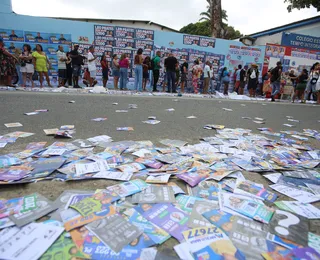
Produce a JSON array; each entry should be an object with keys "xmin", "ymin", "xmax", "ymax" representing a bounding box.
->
[{"xmin": 0, "ymin": 91, "xmax": 320, "ymax": 253}]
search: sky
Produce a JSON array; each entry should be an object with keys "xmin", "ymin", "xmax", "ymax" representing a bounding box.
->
[{"xmin": 11, "ymin": 0, "xmax": 319, "ymax": 35}]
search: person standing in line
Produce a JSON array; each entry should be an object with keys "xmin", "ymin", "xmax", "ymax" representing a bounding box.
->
[
  {"xmin": 270, "ymin": 61, "xmax": 282, "ymax": 102},
  {"xmin": 134, "ymin": 48, "xmax": 144, "ymax": 92},
  {"xmin": 180, "ymin": 59, "xmax": 188, "ymax": 93},
  {"xmin": 111, "ymin": 54, "xmax": 120, "ymax": 90},
  {"xmin": 304, "ymin": 62, "xmax": 319, "ymax": 103},
  {"xmin": 87, "ymin": 46, "xmax": 97, "ymax": 88},
  {"xmin": 203, "ymin": 61, "xmax": 211, "ymax": 94},
  {"xmin": 119, "ymin": 53, "xmax": 129, "ymax": 90},
  {"xmin": 234, "ymin": 65, "xmax": 242, "ymax": 93},
  {"xmin": 247, "ymin": 64, "xmax": 259, "ymax": 97},
  {"xmin": 191, "ymin": 60, "xmax": 202, "ymax": 94},
  {"xmin": 142, "ymin": 56, "xmax": 151, "ymax": 91},
  {"xmin": 56, "ymin": 45, "xmax": 67, "ymax": 87},
  {"xmin": 101, "ymin": 53, "xmax": 109, "ymax": 89},
  {"xmin": 32, "ymin": 44, "xmax": 52, "ymax": 88},
  {"xmin": 292, "ymin": 69, "xmax": 308, "ymax": 103},
  {"xmin": 69, "ymin": 44, "xmax": 83, "ymax": 88},
  {"xmin": 221, "ymin": 67, "xmax": 230, "ymax": 95},
  {"xmin": 164, "ymin": 53, "xmax": 178, "ymax": 93},
  {"xmin": 209, "ymin": 63, "xmax": 215, "ymax": 94},
  {"xmin": 19, "ymin": 44, "xmax": 34, "ymax": 88},
  {"xmin": 65, "ymin": 52, "xmax": 72, "ymax": 87},
  {"xmin": 152, "ymin": 50, "xmax": 161, "ymax": 92},
  {"xmin": 175, "ymin": 61, "xmax": 180, "ymax": 91}
]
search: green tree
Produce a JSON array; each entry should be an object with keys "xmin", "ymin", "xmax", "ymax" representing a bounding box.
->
[
  {"xmin": 285, "ymin": 0, "xmax": 320, "ymax": 11},
  {"xmin": 179, "ymin": 21, "xmax": 242, "ymax": 40}
]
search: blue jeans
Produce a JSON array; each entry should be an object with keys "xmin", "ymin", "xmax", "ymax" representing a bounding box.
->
[
  {"xmin": 119, "ymin": 68, "xmax": 128, "ymax": 90},
  {"xmin": 134, "ymin": 65, "xmax": 143, "ymax": 91},
  {"xmin": 15, "ymin": 64, "xmax": 23, "ymax": 85},
  {"xmin": 271, "ymin": 81, "xmax": 281, "ymax": 96},
  {"xmin": 167, "ymin": 71, "xmax": 176, "ymax": 92}
]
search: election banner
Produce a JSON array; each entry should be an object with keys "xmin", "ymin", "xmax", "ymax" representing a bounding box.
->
[
  {"xmin": 112, "ymin": 48, "xmax": 134, "ymax": 59},
  {"xmin": 94, "ymin": 46, "xmax": 113, "ymax": 57},
  {"xmin": 183, "ymin": 35, "xmax": 200, "ymax": 46},
  {"xmin": 114, "ymin": 26, "xmax": 135, "ymax": 38},
  {"xmin": 200, "ymin": 37, "xmax": 216, "ymax": 48},
  {"xmin": 48, "ymin": 33, "xmax": 71, "ymax": 45},
  {"xmin": 94, "ymin": 25, "xmax": 115, "ymax": 46},
  {"xmin": 135, "ymin": 39, "xmax": 154, "ymax": 51},
  {"xmin": 114, "ymin": 37, "xmax": 135, "ymax": 49},
  {"xmin": 134, "ymin": 29, "xmax": 154, "ymax": 40},
  {"xmin": 0, "ymin": 28, "xmax": 24, "ymax": 42},
  {"xmin": 24, "ymin": 31, "xmax": 50, "ymax": 44}
]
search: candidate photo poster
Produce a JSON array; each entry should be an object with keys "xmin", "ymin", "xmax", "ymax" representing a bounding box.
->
[
  {"xmin": 0, "ymin": 28, "xmax": 24, "ymax": 42},
  {"xmin": 134, "ymin": 28, "xmax": 154, "ymax": 41}
]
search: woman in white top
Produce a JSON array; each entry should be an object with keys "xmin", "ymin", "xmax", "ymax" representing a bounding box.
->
[{"xmin": 19, "ymin": 44, "xmax": 34, "ymax": 88}]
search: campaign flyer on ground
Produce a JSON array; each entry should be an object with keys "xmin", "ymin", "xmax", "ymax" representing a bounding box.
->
[
  {"xmin": 183, "ymin": 226, "xmax": 245, "ymax": 260},
  {"xmin": 187, "ymin": 200, "xmax": 219, "ymax": 228},
  {"xmin": 203, "ymin": 209, "xmax": 235, "ymax": 235},
  {"xmin": 143, "ymin": 203, "xmax": 189, "ymax": 242},
  {"xmin": 269, "ymin": 209, "xmax": 309, "ymax": 247},
  {"xmin": 131, "ymin": 185, "xmax": 176, "ymax": 204}
]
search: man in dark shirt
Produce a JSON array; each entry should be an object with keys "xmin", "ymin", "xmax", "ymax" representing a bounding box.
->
[
  {"xmin": 35, "ymin": 32, "xmax": 43, "ymax": 40},
  {"xmin": 9, "ymin": 30, "xmax": 18, "ymax": 38},
  {"xmin": 59, "ymin": 34, "xmax": 66, "ymax": 41},
  {"xmin": 70, "ymin": 44, "xmax": 83, "ymax": 88},
  {"xmin": 164, "ymin": 53, "xmax": 178, "ymax": 93},
  {"xmin": 270, "ymin": 61, "xmax": 282, "ymax": 102}
]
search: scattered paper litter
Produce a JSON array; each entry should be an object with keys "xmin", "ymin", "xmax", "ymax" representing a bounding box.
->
[
  {"xmin": 43, "ymin": 128, "xmax": 59, "ymax": 136},
  {"xmin": 112, "ymin": 102, "xmax": 118, "ymax": 105},
  {"xmin": 60, "ymin": 125, "xmax": 75, "ymax": 130},
  {"xmin": 283, "ymin": 124, "xmax": 294, "ymax": 127},
  {"xmin": 148, "ymin": 116, "xmax": 157, "ymax": 120},
  {"xmin": 253, "ymin": 121, "xmax": 265, "ymax": 124},
  {"xmin": 166, "ymin": 108, "xmax": 175, "ymax": 112},
  {"xmin": 0, "ymin": 143, "xmax": 7, "ymax": 148},
  {"xmin": 24, "ymin": 112, "xmax": 39, "ymax": 116},
  {"xmin": 142, "ymin": 120, "xmax": 161, "ymax": 125},
  {"xmin": 222, "ymin": 108, "xmax": 233, "ymax": 111},
  {"xmin": 69, "ymin": 100, "xmax": 75, "ymax": 103},
  {"xmin": 5, "ymin": 123, "xmax": 23, "ymax": 128},
  {"xmin": 241, "ymin": 104, "xmax": 246, "ymax": 106},
  {"xmin": 286, "ymin": 116, "xmax": 293, "ymax": 119},
  {"xmin": 116, "ymin": 110, "xmax": 128, "ymax": 113},
  {"xmin": 35, "ymin": 109, "xmax": 49, "ymax": 112},
  {"xmin": 254, "ymin": 117, "xmax": 265, "ymax": 121},
  {"xmin": 91, "ymin": 118, "xmax": 107, "ymax": 121},
  {"xmin": 187, "ymin": 116, "xmax": 197, "ymax": 119},
  {"xmin": 288, "ymin": 119, "xmax": 300, "ymax": 122},
  {"xmin": 242, "ymin": 117, "xmax": 252, "ymax": 120},
  {"xmin": 117, "ymin": 127, "xmax": 134, "ymax": 131}
]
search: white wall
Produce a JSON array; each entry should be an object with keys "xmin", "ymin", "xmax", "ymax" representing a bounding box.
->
[
  {"xmin": 58, "ymin": 19, "xmax": 175, "ymax": 32},
  {"xmin": 254, "ymin": 21, "xmax": 320, "ymax": 46}
]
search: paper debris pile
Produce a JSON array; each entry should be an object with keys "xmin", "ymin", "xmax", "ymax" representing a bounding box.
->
[{"xmin": 0, "ymin": 127, "xmax": 320, "ymax": 259}]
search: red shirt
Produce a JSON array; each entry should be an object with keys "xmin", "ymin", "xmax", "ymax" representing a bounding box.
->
[
  {"xmin": 119, "ymin": 58, "xmax": 129, "ymax": 68},
  {"xmin": 101, "ymin": 60, "xmax": 108, "ymax": 69}
]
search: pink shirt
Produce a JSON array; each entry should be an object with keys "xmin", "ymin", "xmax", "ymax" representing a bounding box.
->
[{"xmin": 119, "ymin": 58, "xmax": 129, "ymax": 68}]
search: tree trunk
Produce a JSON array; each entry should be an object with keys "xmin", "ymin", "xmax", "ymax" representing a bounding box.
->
[{"xmin": 210, "ymin": 0, "xmax": 222, "ymax": 38}]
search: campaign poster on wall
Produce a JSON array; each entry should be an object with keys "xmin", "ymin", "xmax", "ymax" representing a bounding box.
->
[
  {"xmin": 114, "ymin": 26, "xmax": 135, "ymax": 39},
  {"xmin": 48, "ymin": 33, "xmax": 72, "ymax": 45},
  {"xmin": 94, "ymin": 46, "xmax": 113, "ymax": 58},
  {"xmin": 112, "ymin": 47, "xmax": 134, "ymax": 59},
  {"xmin": 134, "ymin": 29, "xmax": 154, "ymax": 41},
  {"xmin": 199, "ymin": 37, "xmax": 216, "ymax": 48},
  {"xmin": 229, "ymin": 45, "xmax": 241, "ymax": 55},
  {"xmin": 171, "ymin": 50, "xmax": 189, "ymax": 61},
  {"xmin": 189, "ymin": 52, "xmax": 206, "ymax": 63},
  {"xmin": 5, "ymin": 42, "xmax": 24, "ymax": 54},
  {"xmin": 114, "ymin": 37, "xmax": 135, "ymax": 49},
  {"xmin": 135, "ymin": 40, "xmax": 154, "ymax": 51},
  {"xmin": 183, "ymin": 35, "xmax": 200, "ymax": 46},
  {"xmin": 265, "ymin": 45, "xmax": 286, "ymax": 58},
  {"xmin": 94, "ymin": 25, "xmax": 115, "ymax": 46},
  {"xmin": 0, "ymin": 28, "xmax": 24, "ymax": 42},
  {"xmin": 24, "ymin": 31, "xmax": 50, "ymax": 44}
]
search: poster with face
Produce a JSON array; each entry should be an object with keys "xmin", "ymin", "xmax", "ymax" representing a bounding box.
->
[
  {"xmin": 114, "ymin": 37, "xmax": 135, "ymax": 49},
  {"xmin": 183, "ymin": 35, "xmax": 200, "ymax": 46},
  {"xmin": 134, "ymin": 29, "xmax": 154, "ymax": 40},
  {"xmin": 200, "ymin": 37, "xmax": 216, "ymax": 48},
  {"xmin": 135, "ymin": 39, "xmax": 154, "ymax": 51},
  {"xmin": 115, "ymin": 26, "xmax": 135, "ymax": 38}
]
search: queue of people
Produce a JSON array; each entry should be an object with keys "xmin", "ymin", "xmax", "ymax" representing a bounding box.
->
[{"xmin": 1, "ymin": 37, "xmax": 319, "ymax": 103}]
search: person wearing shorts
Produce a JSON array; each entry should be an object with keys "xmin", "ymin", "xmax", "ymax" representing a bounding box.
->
[
  {"xmin": 57, "ymin": 45, "xmax": 67, "ymax": 87},
  {"xmin": 87, "ymin": 46, "xmax": 97, "ymax": 87},
  {"xmin": 32, "ymin": 44, "xmax": 52, "ymax": 88},
  {"xmin": 19, "ymin": 44, "xmax": 34, "ymax": 88},
  {"xmin": 70, "ymin": 44, "xmax": 83, "ymax": 88}
]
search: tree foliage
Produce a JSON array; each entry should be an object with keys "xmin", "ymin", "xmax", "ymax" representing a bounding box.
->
[
  {"xmin": 180, "ymin": 20, "xmax": 242, "ymax": 40},
  {"xmin": 285, "ymin": 0, "xmax": 320, "ymax": 12}
]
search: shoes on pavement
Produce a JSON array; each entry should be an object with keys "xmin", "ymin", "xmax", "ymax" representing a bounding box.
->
[{"xmin": 73, "ymin": 85, "xmax": 81, "ymax": 89}]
